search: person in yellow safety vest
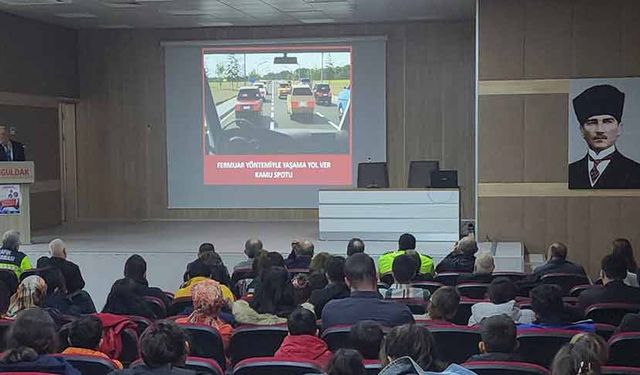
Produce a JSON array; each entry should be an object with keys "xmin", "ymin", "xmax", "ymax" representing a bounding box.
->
[{"xmin": 378, "ymin": 233, "xmax": 434, "ymax": 280}]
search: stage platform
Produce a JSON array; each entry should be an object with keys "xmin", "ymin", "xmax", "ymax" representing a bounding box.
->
[{"xmin": 22, "ymin": 220, "xmax": 525, "ymax": 310}]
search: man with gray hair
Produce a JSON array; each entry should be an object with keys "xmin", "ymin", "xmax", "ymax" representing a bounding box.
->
[
  {"xmin": 285, "ymin": 239, "xmax": 315, "ymax": 269},
  {"xmin": 38, "ymin": 238, "xmax": 85, "ymax": 293},
  {"xmin": 436, "ymin": 234, "xmax": 479, "ymax": 273},
  {"xmin": 234, "ymin": 238, "xmax": 263, "ymax": 270},
  {"xmin": 458, "ymin": 252, "xmax": 495, "ymax": 284},
  {"xmin": 0, "ymin": 230, "xmax": 31, "ymax": 276}
]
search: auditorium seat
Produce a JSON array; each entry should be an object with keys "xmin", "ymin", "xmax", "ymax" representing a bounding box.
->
[
  {"xmin": 540, "ymin": 273, "xmax": 591, "ymax": 295},
  {"xmin": 321, "ymin": 325, "xmax": 352, "ymax": 352},
  {"xmin": 143, "ymin": 296, "xmax": 167, "ymax": 318},
  {"xmin": 585, "ymin": 303, "xmax": 640, "ymax": 326},
  {"xmin": 56, "ymin": 354, "xmax": 117, "ymax": 375},
  {"xmin": 118, "ymin": 327, "xmax": 140, "ymax": 365},
  {"xmin": 569, "ymin": 284, "xmax": 595, "ymax": 297},
  {"xmin": 516, "ymin": 329, "xmax": 576, "ymax": 367},
  {"xmin": 0, "ymin": 318, "xmax": 13, "ymax": 351},
  {"xmin": 168, "ymin": 296, "xmax": 193, "ymax": 316},
  {"xmin": 594, "ymin": 323, "xmax": 616, "ymax": 340},
  {"xmin": 428, "ymin": 326, "xmax": 481, "ymax": 364},
  {"xmin": 602, "ymin": 366, "xmax": 640, "ymax": 375},
  {"xmin": 608, "ymin": 332, "xmax": 640, "ymax": 367},
  {"xmin": 363, "ymin": 359, "xmax": 382, "ymax": 375},
  {"xmin": 133, "ymin": 356, "xmax": 224, "ymax": 375},
  {"xmin": 233, "ymin": 357, "xmax": 323, "ymax": 375},
  {"xmin": 232, "ymin": 268, "xmax": 255, "ymax": 284},
  {"xmin": 393, "ymin": 298, "xmax": 427, "ymax": 315},
  {"xmin": 434, "ymin": 272, "xmax": 468, "ymax": 286},
  {"xmin": 463, "ymin": 361, "xmax": 550, "ymax": 375},
  {"xmin": 451, "ymin": 299, "xmax": 481, "ymax": 325},
  {"xmin": 230, "ymin": 325, "xmax": 288, "ymax": 366},
  {"xmin": 457, "ymin": 283, "xmax": 490, "ymax": 299},
  {"xmin": 410, "ymin": 281, "xmax": 444, "ymax": 294},
  {"xmin": 127, "ymin": 315, "xmax": 152, "ymax": 336},
  {"xmin": 491, "ymin": 272, "xmax": 526, "ymax": 282},
  {"xmin": 176, "ymin": 323, "xmax": 226, "ymax": 370},
  {"xmin": 287, "ymin": 268, "xmax": 309, "ymax": 276}
]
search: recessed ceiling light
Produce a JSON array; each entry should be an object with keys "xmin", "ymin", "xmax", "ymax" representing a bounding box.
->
[
  {"xmin": 0, "ymin": 0, "xmax": 71, "ymax": 5},
  {"xmin": 55, "ymin": 12, "xmax": 98, "ymax": 18},
  {"xmin": 299, "ymin": 18, "xmax": 336, "ymax": 24}
]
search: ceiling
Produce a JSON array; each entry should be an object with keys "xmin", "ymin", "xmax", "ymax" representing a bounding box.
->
[{"xmin": 0, "ymin": 0, "xmax": 474, "ymax": 29}]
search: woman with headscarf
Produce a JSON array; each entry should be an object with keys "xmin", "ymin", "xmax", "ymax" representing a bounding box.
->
[
  {"xmin": 176, "ymin": 279, "xmax": 233, "ymax": 349},
  {"xmin": 6, "ymin": 275, "xmax": 47, "ymax": 318}
]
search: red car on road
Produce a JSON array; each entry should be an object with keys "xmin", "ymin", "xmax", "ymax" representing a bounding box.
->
[{"xmin": 235, "ymin": 87, "xmax": 263, "ymax": 120}]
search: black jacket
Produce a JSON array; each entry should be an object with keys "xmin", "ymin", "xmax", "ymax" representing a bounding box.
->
[
  {"xmin": 436, "ymin": 252, "xmax": 475, "ymax": 274},
  {"xmin": 109, "ymin": 364, "xmax": 196, "ymax": 375},
  {"xmin": 467, "ymin": 352, "xmax": 525, "ymax": 362},
  {"xmin": 39, "ymin": 257, "xmax": 85, "ymax": 293},
  {"xmin": 129, "ymin": 277, "xmax": 172, "ymax": 309},
  {"xmin": 578, "ymin": 280, "xmax": 640, "ymax": 310},
  {"xmin": 0, "ymin": 140, "xmax": 25, "ymax": 161},
  {"xmin": 457, "ymin": 273, "xmax": 493, "ymax": 284},
  {"xmin": 569, "ymin": 150, "xmax": 640, "ymax": 189},
  {"xmin": 532, "ymin": 258, "xmax": 586, "ymax": 279},
  {"xmin": 309, "ymin": 282, "xmax": 351, "ymax": 317}
]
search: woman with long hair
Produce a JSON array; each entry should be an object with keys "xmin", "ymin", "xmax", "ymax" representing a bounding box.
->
[{"xmin": 612, "ymin": 238, "xmax": 639, "ymax": 287}]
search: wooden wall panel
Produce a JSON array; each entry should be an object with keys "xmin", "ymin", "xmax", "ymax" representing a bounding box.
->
[
  {"xmin": 621, "ymin": 0, "xmax": 640, "ymax": 76},
  {"xmin": 76, "ymin": 21, "xmax": 476, "ymax": 221},
  {"xmin": 478, "ymin": 0, "xmax": 524, "ymax": 80}
]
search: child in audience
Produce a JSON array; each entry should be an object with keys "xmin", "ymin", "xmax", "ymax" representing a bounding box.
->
[
  {"xmin": 349, "ymin": 320, "xmax": 384, "ymax": 360},
  {"xmin": 0, "ymin": 308, "xmax": 80, "ymax": 375},
  {"xmin": 467, "ymin": 315, "xmax": 523, "ymax": 362},
  {"xmin": 62, "ymin": 315, "xmax": 123, "ymax": 369},
  {"xmin": 550, "ymin": 343, "xmax": 600, "ymax": 375},
  {"xmin": 175, "ymin": 279, "xmax": 233, "ymax": 349},
  {"xmin": 426, "ymin": 286, "xmax": 460, "ymax": 325},
  {"xmin": 384, "ymin": 254, "xmax": 429, "ymax": 301},
  {"xmin": 274, "ymin": 307, "xmax": 332, "ymax": 369},
  {"xmin": 570, "ymin": 333, "xmax": 609, "ymax": 367},
  {"xmin": 468, "ymin": 277, "xmax": 535, "ymax": 325},
  {"xmin": 518, "ymin": 284, "xmax": 595, "ymax": 332},
  {"xmin": 327, "ymin": 348, "xmax": 366, "ymax": 375}
]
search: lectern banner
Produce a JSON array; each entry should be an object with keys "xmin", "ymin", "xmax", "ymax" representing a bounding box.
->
[{"xmin": 0, "ymin": 185, "xmax": 20, "ymax": 215}]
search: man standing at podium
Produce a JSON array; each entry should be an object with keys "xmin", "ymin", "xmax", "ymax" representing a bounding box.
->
[{"xmin": 0, "ymin": 125, "xmax": 25, "ymax": 162}]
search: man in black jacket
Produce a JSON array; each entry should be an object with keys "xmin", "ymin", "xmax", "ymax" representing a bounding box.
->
[
  {"xmin": 467, "ymin": 315, "xmax": 524, "ymax": 363},
  {"xmin": 0, "ymin": 125, "xmax": 25, "ymax": 162},
  {"xmin": 436, "ymin": 236, "xmax": 478, "ymax": 274},
  {"xmin": 309, "ymin": 255, "xmax": 350, "ymax": 317},
  {"xmin": 532, "ymin": 242, "xmax": 586, "ymax": 279},
  {"xmin": 569, "ymin": 84, "xmax": 640, "ymax": 189},
  {"xmin": 579, "ymin": 254, "xmax": 640, "ymax": 310},
  {"xmin": 39, "ymin": 239, "xmax": 85, "ymax": 293}
]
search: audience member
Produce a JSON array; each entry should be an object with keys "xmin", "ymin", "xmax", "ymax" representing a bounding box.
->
[
  {"xmin": 0, "ymin": 308, "xmax": 80, "ymax": 375},
  {"xmin": 310, "ymin": 252, "xmax": 331, "ymax": 274},
  {"xmin": 37, "ymin": 239, "xmax": 85, "ymax": 294},
  {"xmin": 384, "ymin": 254, "xmax": 429, "ymax": 301},
  {"xmin": 519, "ymin": 284, "xmax": 594, "ymax": 332},
  {"xmin": 578, "ymin": 254, "xmax": 640, "ymax": 310},
  {"xmin": 378, "ymin": 233, "xmax": 434, "ymax": 277},
  {"xmin": 379, "ymin": 324, "xmax": 475, "ymax": 375},
  {"xmin": 435, "ymin": 235, "xmax": 478, "ymax": 274},
  {"xmin": 125, "ymin": 254, "xmax": 172, "ymax": 309},
  {"xmin": 611, "ymin": 238, "xmax": 639, "ymax": 287},
  {"xmin": 457, "ymin": 252, "xmax": 495, "ymax": 284},
  {"xmin": 349, "ymin": 320, "xmax": 384, "ymax": 360},
  {"xmin": 292, "ymin": 273, "xmax": 312, "ymax": 305},
  {"xmin": 532, "ymin": 242, "xmax": 586, "ymax": 278},
  {"xmin": 468, "ymin": 277, "xmax": 535, "ymax": 325},
  {"xmin": 467, "ymin": 315, "xmax": 523, "ymax": 362},
  {"xmin": 550, "ymin": 343, "xmax": 600, "ymax": 375},
  {"xmin": 243, "ymin": 249, "xmax": 270, "ymax": 295},
  {"xmin": 285, "ymin": 239, "xmax": 315, "ymax": 269},
  {"xmin": 175, "ymin": 279, "xmax": 232, "ymax": 349},
  {"xmin": 234, "ymin": 238, "xmax": 263, "ymax": 270},
  {"xmin": 328, "ymin": 349, "xmax": 366, "ymax": 375},
  {"xmin": 309, "ymin": 255, "xmax": 350, "ymax": 317},
  {"xmin": 62, "ymin": 315, "xmax": 123, "ymax": 369},
  {"xmin": 233, "ymin": 266, "xmax": 296, "ymax": 325},
  {"xmin": 570, "ymin": 333, "xmax": 609, "ymax": 367},
  {"xmin": 0, "ymin": 280, "xmax": 11, "ymax": 317},
  {"xmin": 274, "ymin": 307, "xmax": 332, "ymax": 368},
  {"xmin": 175, "ymin": 259, "xmax": 234, "ymax": 303},
  {"xmin": 618, "ymin": 312, "xmax": 640, "ymax": 332},
  {"xmin": 308, "ymin": 270, "xmax": 329, "ymax": 292},
  {"xmin": 102, "ymin": 278, "xmax": 156, "ymax": 319},
  {"xmin": 182, "ymin": 242, "xmax": 217, "ymax": 282},
  {"xmin": 321, "ymin": 253, "xmax": 413, "ymax": 331},
  {"xmin": 267, "ymin": 251, "xmax": 286, "ymax": 267},
  {"xmin": 426, "ymin": 286, "xmax": 460, "ymax": 325},
  {"xmin": 347, "ymin": 238, "xmax": 365, "ymax": 257},
  {"xmin": 197, "ymin": 251, "xmax": 232, "ymax": 286},
  {"xmin": 39, "ymin": 267, "xmax": 80, "ymax": 316},
  {"xmin": 108, "ymin": 320, "xmax": 193, "ymax": 375},
  {"xmin": 6, "ymin": 275, "xmax": 47, "ymax": 318},
  {"xmin": 0, "ymin": 230, "xmax": 31, "ymax": 277}
]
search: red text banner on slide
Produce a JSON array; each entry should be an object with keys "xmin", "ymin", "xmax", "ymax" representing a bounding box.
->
[{"xmin": 204, "ymin": 154, "xmax": 352, "ymax": 185}]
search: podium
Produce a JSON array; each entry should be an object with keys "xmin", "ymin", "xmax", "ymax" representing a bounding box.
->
[{"xmin": 0, "ymin": 162, "xmax": 34, "ymax": 244}]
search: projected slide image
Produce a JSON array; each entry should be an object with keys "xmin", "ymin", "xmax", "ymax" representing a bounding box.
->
[{"xmin": 202, "ymin": 45, "xmax": 353, "ymax": 185}]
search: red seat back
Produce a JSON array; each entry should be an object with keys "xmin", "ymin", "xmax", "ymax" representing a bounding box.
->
[
  {"xmin": 429, "ymin": 326, "xmax": 481, "ymax": 364},
  {"xmin": 457, "ymin": 283, "xmax": 490, "ymax": 299},
  {"xmin": 463, "ymin": 361, "xmax": 549, "ymax": 375},
  {"xmin": 585, "ymin": 303, "xmax": 640, "ymax": 326},
  {"xmin": 233, "ymin": 357, "xmax": 323, "ymax": 375},
  {"xmin": 176, "ymin": 323, "xmax": 226, "ymax": 370},
  {"xmin": 540, "ymin": 273, "xmax": 591, "ymax": 295},
  {"xmin": 230, "ymin": 325, "xmax": 288, "ymax": 366},
  {"xmin": 608, "ymin": 332, "xmax": 640, "ymax": 367},
  {"xmin": 516, "ymin": 329, "xmax": 577, "ymax": 367},
  {"xmin": 55, "ymin": 354, "xmax": 117, "ymax": 375},
  {"xmin": 435, "ymin": 272, "xmax": 468, "ymax": 286}
]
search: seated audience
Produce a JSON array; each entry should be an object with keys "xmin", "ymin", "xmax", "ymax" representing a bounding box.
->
[
  {"xmin": 124, "ymin": 254, "xmax": 172, "ymax": 308},
  {"xmin": 321, "ymin": 253, "xmax": 413, "ymax": 331},
  {"xmin": 426, "ymin": 286, "xmax": 460, "ymax": 325},
  {"xmin": 234, "ymin": 238, "xmax": 263, "ymax": 270},
  {"xmin": 102, "ymin": 278, "xmax": 156, "ymax": 319},
  {"xmin": 175, "ymin": 259, "xmax": 234, "ymax": 303},
  {"xmin": 309, "ymin": 255, "xmax": 350, "ymax": 317},
  {"xmin": 468, "ymin": 277, "xmax": 535, "ymax": 325},
  {"xmin": 379, "ymin": 233, "xmax": 434, "ymax": 277},
  {"xmin": 108, "ymin": 320, "xmax": 193, "ymax": 375},
  {"xmin": 0, "ymin": 308, "xmax": 80, "ymax": 375},
  {"xmin": 519, "ymin": 284, "xmax": 594, "ymax": 332},
  {"xmin": 233, "ymin": 266, "xmax": 297, "ymax": 325},
  {"xmin": 435, "ymin": 235, "xmax": 478, "ymax": 274},
  {"xmin": 611, "ymin": 238, "xmax": 639, "ymax": 287},
  {"xmin": 40, "ymin": 267, "xmax": 80, "ymax": 316},
  {"xmin": 175, "ymin": 279, "xmax": 233, "ymax": 349},
  {"xmin": 308, "ymin": 252, "xmax": 331, "ymax": 290},
  {"xmin": 532, "ymin": 242, "xmax": 586, "ymax": 279},
  {"xmin": 578, "ymin": 254, "xmax": 640, "ymax": 310},
  {"xmin": 62, "ymin": 315, "xmax": 123, "ymax": 369},
  {"xmin": 570, "ymin": 333, "xmax": 608, "ymax": 367},
  {"xmin": 550, "ymin": 343, "xmax": 600, "ymax": 375},
  {"xmin": 347, "ymin": 238, "xmax": 365, "ymax": 257},
  {"xmin": 384, "ymin": 254, "xmax": 430, "ymax": 301},
  {"xmin": 285, "ymin": 239, "xmax": 315, "ymax": 269},
  {"xmin": 379, "ymin": 323, "xmax": 475, "ymax": 375},
  {"xmin": 467, "ymin": 315, "xmax": 523, "ymax": 362},
  {"xmin": 6, "ymin": 275, "xmax": 47, "ymax": 318},
  {"xmin": 292, "ymin": 273, "xmax": 312, "ymax": 306},
  {"xmin": 37, "ymin": 239, "xmax": 85, "ymax": 294},
  {"xmin": 183, "ymin": 242, "xmax": 215, "ymax": 280},
  {"xmin": 349, "ymin": 320, "xmax": 384, "ymax": 360},
  {"xmin": 328, "ymin": 348, "xmax": 366, "ymax": 375},
  {"xmin": 0, "ymin": 230, "xmax": 31, "ymax": 277},
  {"xmin": 274, "ymin": 307, "xmax": 332, "ymax": 369},
  {"xmin": 267, "ymin": 251, "xmax": 286, "ymax": 267},
  {"xmin": 245, "ymin": 250, "xmax": 285, "ymax": 296},
  {"xmin": 457, "ymin": 252, "xmax": 495, "ymax": 284},
  {"xmin": 243, "ymin": 249, "xmax": 269, "ymax": 295}
]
